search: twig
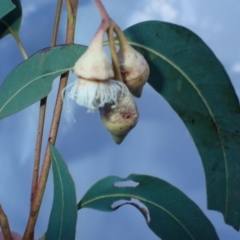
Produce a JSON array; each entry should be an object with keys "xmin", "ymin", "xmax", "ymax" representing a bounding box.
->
[
  {"xmin": 107, "ymin": 23, "xmax": 122, "ymax": 81},
  {"xmin": 29, "ymin": 0, "xmax": 63, "ymax": 219},
  {"xmin": 94, "ymin": 0, "xmax": 122, "ymax": 81},
  {"xmin": 111, "ymin": 21, "xmax": 129, "ymax": 51},
  {"xmin": 29, "ymin": 1, "xmax": 64, "ymax": 239},
  {"xmin": 94, "ymin": 0, "xmax": 110, "ymax": 21},
  {"xmin": 51, "ymin": 0, "xmax": 64, "ymax": 47},
  {"xmin": 22, "ymin": 0, "xmax": 78, "ymax": 239},
  {"xmin": 0, "ymin": 205, "xmax": 13, "ymax": 240}
]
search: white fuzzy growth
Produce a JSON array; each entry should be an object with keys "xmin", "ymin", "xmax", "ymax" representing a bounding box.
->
[{"xmin": 67, "ymin": 78, "xmax": 129, "ymax": 112}]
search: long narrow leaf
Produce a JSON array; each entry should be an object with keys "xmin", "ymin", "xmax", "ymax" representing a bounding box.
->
[
  {"xmin": 78, "ymin": 174, "xmax": 219, "ymax": 240},
  {"xmin": 0, "ymin": 44, "xmax": 86, "ymax": 120},
  {"xmin": 123, "ymin": 21, "xmax": 240, "ymax": 230},
  {"xmin": 45, "ymin": 145, "xmax": 77, "ymax": 240}
]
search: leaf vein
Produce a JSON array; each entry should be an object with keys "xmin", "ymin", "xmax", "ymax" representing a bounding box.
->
[
  {"xmin": 128, "ymin": 41, "xmax": 229, "ymax": 217},
  {"xmin": 0, "ymin": 68, "xmax": 71, "ymax": 114},
  {"xmin": 81, "ymin": 194, "xmax": 195, "ymax": 239},
  {"xmin": 52, "ymin": 149, "xmax": 65, "ymax": 240}
]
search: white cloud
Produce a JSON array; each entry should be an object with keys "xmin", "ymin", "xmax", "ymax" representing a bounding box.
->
[
  {"xmin": 127, "ymin": 0, "xmax": 178, "ymax": 26},
  {"xmin": 178, "ymin": 0, "xmax": 197, "ymax": 25},
  {"xmin": 232, "ymin": 62, "xmax": 240, "ymax": 73},
  {"xmin": 22, "ymin": 3, "xmax": 37, "ymax": 18},
  {"xmin": 20, "ymin": 0, "xmax": 56, "ymax": 25}
]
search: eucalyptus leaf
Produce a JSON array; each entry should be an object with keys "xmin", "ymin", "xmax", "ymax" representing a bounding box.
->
[
  {"xmin": 78, "ymin": 174, "xmax": 219, "ymax": 240},
  {"xmin": 46, "ymin": 145, "xmax": 77, "ymax": 240},
  {"xmin": 1, "ymin": 19, "xmax": 239, "ymax": 232},
  {"xmin": 123, "ymin": 21, "xmax": 240, "ymax": 230},
  {"xmin": 0, "ymin": 0, "xmax": 21, "ymax": 39},
  {"xmin": 0, "ymin": 0, "xmax": 15, "ymax": 19},
  {"xmin": 0, "ymin": 44, "xmax": 87, "ymax": 120}
]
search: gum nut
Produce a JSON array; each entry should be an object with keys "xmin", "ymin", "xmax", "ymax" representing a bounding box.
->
[
  {"xmin": 73, "ymin": 28, "xmax": 114, "ymax": 81},
  {"xmin": 117, "ymin": 46, "xmax": 150, "ymax": 97},
  {"xmin": 100, "ymin": 94, "xmax": 139, "ymax": 144}
]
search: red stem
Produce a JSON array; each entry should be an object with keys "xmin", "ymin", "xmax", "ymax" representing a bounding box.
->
[{"xmin": 94, "ymin": 0, "xmax": 110, "ymax": 22}]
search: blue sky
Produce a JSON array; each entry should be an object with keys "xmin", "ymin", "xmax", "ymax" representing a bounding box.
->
[{"xmin": 0, "ymin": 0, "xmax": 240, "ymax": 239}]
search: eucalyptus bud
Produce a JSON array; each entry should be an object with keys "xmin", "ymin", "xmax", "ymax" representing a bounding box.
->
[
  {"xmin": 117, "ymin": 44, "xmax": 149, "ymax": 98},
  {"xmin": 64, "ymin": 23, "xmax": 127, "ymax": 112},
  {"xmin": 100, "ymin": 93, "xmax": 139, "ymax": 144},
  {"xmin": 73, "ymin": 25, "xmax": 114, "ymax": 81}
]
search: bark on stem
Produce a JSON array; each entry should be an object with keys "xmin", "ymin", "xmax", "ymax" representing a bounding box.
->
[
  {"xmin": 0, "ymin": 205, "xmax": 13, "ymax": 240},
  {"xmin": 29, "ymin": 0, "xmax": 64, "ymax": 219},
  {"xmin": 23, "ymin": 0, "xmax": 78, "ymax": 239}
]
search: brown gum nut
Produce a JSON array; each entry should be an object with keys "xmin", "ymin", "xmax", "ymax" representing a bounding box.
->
[
  {"xmin": 120, "ymin": 62, "xmax": 149, "ymax": 97},
  {"xmin": 117, "ymin": 46, "xmax": 150, "ymax": 97}
]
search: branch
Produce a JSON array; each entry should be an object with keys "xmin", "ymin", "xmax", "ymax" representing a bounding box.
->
[
  {"xmin": 0, "ymin": 205, "xmax": 13, "ymax": 240},
  {"xmin": 23, "ymin": 0, "xmax": 78, "ymax": 239}
]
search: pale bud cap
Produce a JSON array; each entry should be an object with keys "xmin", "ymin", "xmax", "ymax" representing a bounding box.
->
[{"xmin": 73, "ymin": 29, "xmax": 114, "ymax": 81}]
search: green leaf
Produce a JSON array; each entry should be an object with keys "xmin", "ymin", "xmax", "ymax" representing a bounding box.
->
[
  {"xmin": 46, "ymin": 144, "xmax": 77, "ymax": 240},
  {"xmin": 0, "ymin": 0, "xmax": 16, "ymax": 19},
  {"xmin": 123, "ymin": 21, "xmax": 240, "ymax": 230},
  {"xmin": 78, "ymin": 174, "xmax": 219, "ymax": 240},
  {"xmin": 0, "ymin": 44, "xmax": 87, "ymax": 120},
  {"xmin": 0, "ymin": 0, "xmax": 22, "ymax": 39}
]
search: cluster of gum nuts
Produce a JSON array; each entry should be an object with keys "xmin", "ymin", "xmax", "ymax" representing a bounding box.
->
[{"xmin": 65, "ymin": 0, "xmax": 150, "ymax": 144}]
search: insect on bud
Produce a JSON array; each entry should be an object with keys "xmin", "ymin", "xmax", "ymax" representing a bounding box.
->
[
  {"xmin": 100, "ymin": 92, "xmax": 139, "ymax": 144},
  {"xmin": 117, "ymin": 43, "xmax": 150, "ymax": 98}
]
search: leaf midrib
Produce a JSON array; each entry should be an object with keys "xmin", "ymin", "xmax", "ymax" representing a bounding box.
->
[
  {"xmin": 0, "ymin": 68, "xmax": 71, "ymax": 114},
  {"xmin": 80, "ymin": 194, "xmax": 195, "ymax": 240},
  {"xmin": 129, "ymin": 41, "xmax": 228, "ymax": 216},
  {"xmin": 52, "ymin": 150, "xmax": 65, "ymax": 240}
]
